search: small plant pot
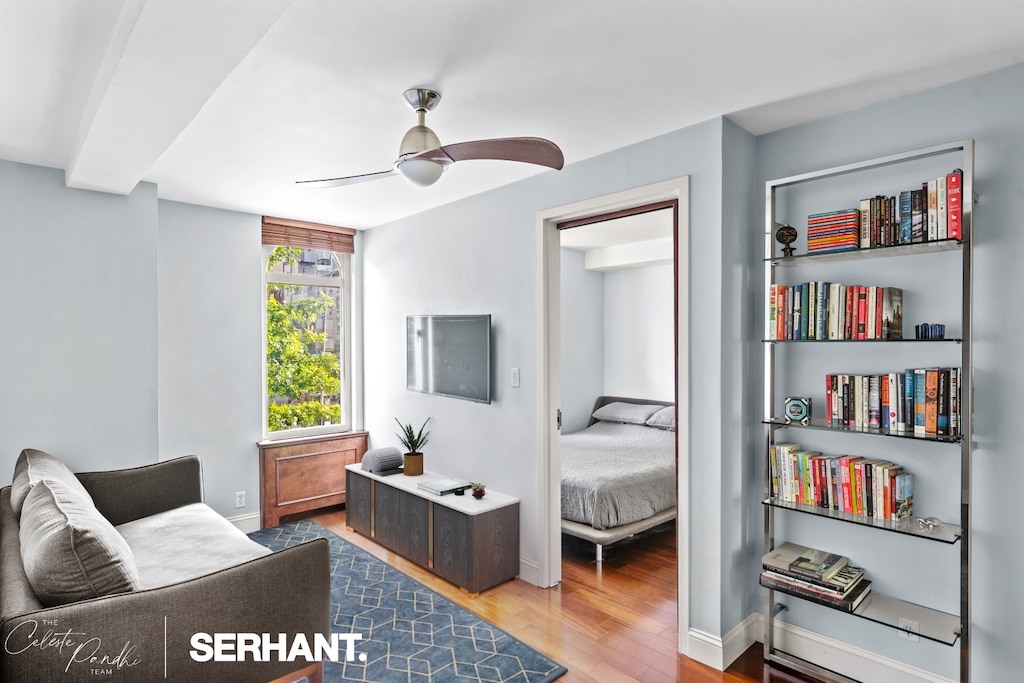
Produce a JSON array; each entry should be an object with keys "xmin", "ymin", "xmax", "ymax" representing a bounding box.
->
[
  {"xmin": 403, "ymin": 452, "xmax": 424, "ymax": 476},
  {"xmin": 472, "ymin": 488, "xmax": 485, "ymax": 499}
]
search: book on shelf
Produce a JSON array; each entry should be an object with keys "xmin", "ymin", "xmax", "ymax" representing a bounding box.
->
[
  {"xmin": 924, "ymin": 368, "xmax": 939, "ymax": 435},
  {"xmin": 937, "ymin": 174, "xmax": 948, "ymax": 240},
  {"xmin": 911, "ymin": 187, "xmax": 926, "ymax": 243},
  {"xmin": 899, "ymin": 190, "xmax": 912, "ymax": 244},
  {"xmin": 416, "ymin": 477, "xmax": 472, "ymax": 496},
  {"xmin": 926, "ymin": 179, "xmax": 938, "ymax": 241},
  {"xmin": 947, "ymin": 169, "xmax": 963, "ymax": 240},
  {"xmin": 937, "ymin": 367, "xmax": 951, "ymax": 436},
  {"xmin": 763, "ymin": 542, "xmax": 848, "ymax": 583},
  {"xmin": 881, "ymin": 287, "xmax": 903, "ymax": 339},
  {"xmin": 762, "ymin": 563, "xmax": 865, "ymax": 597},
  {"xmin": 896, "ymin": 473, "xmax": 914, "ymax": 519},
  {"xmin": 760, "ymin": 572, "xmax": 872, "ymax": 613}
]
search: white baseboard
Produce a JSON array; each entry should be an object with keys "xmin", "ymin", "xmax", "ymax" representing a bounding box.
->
[
  {"xmin": 760, "ymin": 613, "xmax": 955, "ymax": 683},
  {"xmin": 686, "ymin": 612, "xmax": 759, "ymax": 671},
  {"xmin": 228, "ymin": 512, "xmax": 261, "ymax": 534},
  {"xmin": 519, "ymin": 557, "xmax": 540, "ymax": 586},
  {"xmin": 688, "ymin": 613, "xmax": 954, "ymax": 682}
]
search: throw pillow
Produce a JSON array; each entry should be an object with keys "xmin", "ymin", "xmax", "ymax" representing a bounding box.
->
[
  {"xmin": 20, "ymin": 478, "xmax": 139, "ymax": 607},
  {"xmin": 646, "ymin": 406, "xmax": 676, "ymax": 431},
  {"xmin": 592, "ymin": 401, "xmax": 662, "ymax": 425},
  {"xmin": 11, "ymin": 448, "xmax": 95, "ymax": 519}
]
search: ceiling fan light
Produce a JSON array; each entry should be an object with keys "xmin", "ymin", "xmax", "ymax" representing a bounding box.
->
[{"xmin": 397, "ymin": 158, "xmax": 445, "ymax": 187}]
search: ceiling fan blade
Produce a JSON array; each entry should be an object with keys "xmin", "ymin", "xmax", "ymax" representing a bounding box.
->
[
  {"xmin": 411, "ymin": 137, "xmax": 564, "ymax": 171},
  {"xmin": 296, "ymin": 168, "xmax": 397, "ymax": 188}
]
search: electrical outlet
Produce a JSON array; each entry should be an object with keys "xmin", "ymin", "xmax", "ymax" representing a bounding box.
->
[
  {"xmin": 235, "ymin": 491, "xmax": 246, "ymax": 509},
  {"xmin": 511, "ymin": 367, "xmax": 520, "ymax": 387},
  {"xmin": 898, "ymin": 617, "xmax": 919, "ymax": 642}
]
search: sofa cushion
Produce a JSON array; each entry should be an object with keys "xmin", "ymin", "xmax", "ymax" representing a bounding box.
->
[
  {"xmin": 116, "ymin": 502, "xmax": 271, "ymax": 589},
  {"xmin": 20, "ymin": 479, "xmax": 140, "ymax": 606},
  {"xmin": 11, "ymin": 448, "xmax": 94, "ymax": 519}
]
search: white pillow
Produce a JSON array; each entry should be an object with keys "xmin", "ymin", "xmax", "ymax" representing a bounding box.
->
[
  {"xmin": 592, "ymin": 401, "xmax": 661, "ymax": 425},
  {"xmin": 646, "ymin": 406, "xmax": 676, "ymax": 431}
]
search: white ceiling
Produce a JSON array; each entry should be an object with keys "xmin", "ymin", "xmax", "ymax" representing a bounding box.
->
[{"xmin": 3, "ymin": 1, "xmax": 1024, "ymax": 230}]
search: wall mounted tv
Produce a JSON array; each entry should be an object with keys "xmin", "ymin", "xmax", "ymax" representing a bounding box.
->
[{"xmin": 407, "ymin": 314, "xmax": 491, "ymax": 404}]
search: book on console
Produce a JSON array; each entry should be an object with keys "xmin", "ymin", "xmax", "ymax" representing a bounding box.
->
[{"xmin": 417, "ymin": 478, "xmax": 472, "ymax": 496}]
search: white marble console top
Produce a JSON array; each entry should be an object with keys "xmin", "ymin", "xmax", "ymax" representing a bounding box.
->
[{"xmin": 346, "ymin": 464, "xmax": 519, "ymax": 516}]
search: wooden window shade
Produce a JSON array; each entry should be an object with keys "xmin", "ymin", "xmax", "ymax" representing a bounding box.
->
[{"xmin": 262, "ymin": 216, "xmax": 356, "ymax": 254}]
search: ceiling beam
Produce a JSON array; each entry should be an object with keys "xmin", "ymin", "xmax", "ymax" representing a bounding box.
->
[{"xmin": 65, "ymin": 0, "xmax": 292, "ymax": 194}]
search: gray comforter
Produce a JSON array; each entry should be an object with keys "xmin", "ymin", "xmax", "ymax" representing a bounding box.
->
[{"xmin": 560, "ymin": 420, "xmax": 676, "ymax": 529}]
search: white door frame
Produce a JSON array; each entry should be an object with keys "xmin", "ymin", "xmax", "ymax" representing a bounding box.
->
[{"xmin": 535, "ymin": 176, "xmax": 691, "ymax": 653}]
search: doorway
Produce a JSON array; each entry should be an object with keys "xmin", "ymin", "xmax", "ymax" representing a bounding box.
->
[{"xmin": 536, "ymin": 177, "xmax": 690, "ymax": 654}]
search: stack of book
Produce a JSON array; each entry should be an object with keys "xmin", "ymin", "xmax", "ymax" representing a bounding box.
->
[
  {"xmin": 761, "ymin": 542, "xmax": 872, "ymax": 612},
  {"xmin": 806, "ymin": 208, "xmax": 860, "ymax": 253},
  {"xmin": 769, "ymin": 443, "xmax": 914, "ymax": 520}
]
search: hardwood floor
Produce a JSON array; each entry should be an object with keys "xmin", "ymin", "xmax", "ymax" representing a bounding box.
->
[{"xmin": 312, "ymin": 508, "xmax": 815, "ymax": 683}]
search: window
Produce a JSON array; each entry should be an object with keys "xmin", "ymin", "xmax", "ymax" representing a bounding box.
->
[{"xmin": 262, "ymin": 217, "xmax": 355, "ymax": 438}]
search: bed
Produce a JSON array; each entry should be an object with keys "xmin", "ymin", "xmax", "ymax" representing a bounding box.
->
[{"xmin": 560, "ymin": 395, "xmax": 677, "ymax": 562}]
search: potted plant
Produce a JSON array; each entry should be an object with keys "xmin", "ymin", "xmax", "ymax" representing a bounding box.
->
[
  {"xmin": 395, "ymin": 417, "xmax": 431, "ymax": 476},
  {"xmin": 470, "ymin": 482, "xmax": 486, "ymax": 499}
]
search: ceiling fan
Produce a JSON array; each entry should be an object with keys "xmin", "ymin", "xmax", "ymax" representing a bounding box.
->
[{"xmin": 297, "ymin": 88, "xmax": 564, "ymax": 188}]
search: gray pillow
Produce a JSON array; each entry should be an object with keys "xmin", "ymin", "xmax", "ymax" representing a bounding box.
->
[
  {"xmin": 646, "ymin": 406, "xmax": 676, "ymax": 431},
  {"xmin": 592, "ymin": 401, "xmax": 662, "ymax": 425},
  {"xmin": 20, "ymin": 478, "xmax": 140, "ymax": 607},
  {"xmin": 11, "ymin": 448, "xmax": 95, "ymax": 519}
]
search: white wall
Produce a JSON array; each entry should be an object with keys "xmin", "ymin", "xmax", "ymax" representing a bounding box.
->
[
  {"xmin": 0, "ymin": 161, "xmax": 159, "ymax": 475},
  {"xmin": 603, "ymin": 264, "xmax": 674, "ymax": 401},
  {"xmin": 156, "ymin": 200, "xmax": 264, "ymax": 518},
  {"xmin": 559, "ymin": 247, "xmax": 604, "ymax": 434}
]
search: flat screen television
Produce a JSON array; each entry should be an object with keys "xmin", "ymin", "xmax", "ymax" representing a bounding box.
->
[{"xmin": 407, "ymin": 314, "xmax": 491, "ymax": 404}]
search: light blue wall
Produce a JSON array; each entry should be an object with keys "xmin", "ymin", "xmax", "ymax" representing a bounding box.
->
[
  {"xmin": 157, "ymin": 200, "xmax": 264, "ymax": 518},
  {"xmin": 0, "ymin": 161, "xmax": 159, "ymax": 475},
  {"xmin": 721, "ymin": 117, "xmax": 760, "ymax": 636},
  {"xmin": 0, "ymin": 164, "xmax": 267, "ymax": 521},
  {"xmin": 362, "ymin": 116, "xmax": 734, "ymax": 634},
  {"xmin": 753, "ymin": 62, "xmax": 1024, "ymax": 680},
  {"xmin": 559, "ymin": 248, "xmax": 604, "ymax": 434}
]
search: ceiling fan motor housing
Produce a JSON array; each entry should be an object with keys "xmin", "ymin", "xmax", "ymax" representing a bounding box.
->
[{"xmin": 398, "ymin": 124, "xmax": 441, "ymax": 158}]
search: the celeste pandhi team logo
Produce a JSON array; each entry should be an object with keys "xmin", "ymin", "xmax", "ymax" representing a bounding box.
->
[
  {"xmin": 4, "ymin": 618, "xmax": 366, "ymax": 676},
  {"xmin": 4, "ymin": 618, "xmax": 142, "ymax": 675}
]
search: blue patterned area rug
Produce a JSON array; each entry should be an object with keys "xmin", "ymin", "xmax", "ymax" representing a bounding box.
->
[{"xmin": 249, "ymin": 519, "xmax": 567, "ymax": 683}]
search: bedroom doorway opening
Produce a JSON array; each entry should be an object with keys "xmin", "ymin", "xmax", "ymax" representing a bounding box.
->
[{"xmin": 536, "ymin": 177, "xmax": 690, "ymax": 655}]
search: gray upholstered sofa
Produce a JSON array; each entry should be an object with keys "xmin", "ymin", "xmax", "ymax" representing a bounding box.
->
[{"xmin": 1, "ymin": 450, "xmax": 329, "ymax": 683}]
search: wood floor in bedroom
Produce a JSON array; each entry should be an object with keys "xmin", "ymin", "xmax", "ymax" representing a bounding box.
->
[{"xmin": 314, "ymin": 509, "xmax": 815, "ymax": 683}]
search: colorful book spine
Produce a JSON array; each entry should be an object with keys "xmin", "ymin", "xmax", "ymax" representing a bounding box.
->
[
  {"xmin": 937, "ymin": 175, "xmax": 948, "ymax": 240},
  {"xmin": 911, "ymin": 188, "xmax": 926, "ymax": 243},
  {"xmin": 925, "ymin": 368, "xmax": 939, "ymax": 434},
  {"xmin": 947, "ymin": 169, "xmax": 963, "ymax": 240},
  {"xmin": 913, "ymin": 368, "xmax": 927, "ymax": 435},
  {"xmin": 926, "ymin": 179, "xmax": 938, "ymax": 241}
]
